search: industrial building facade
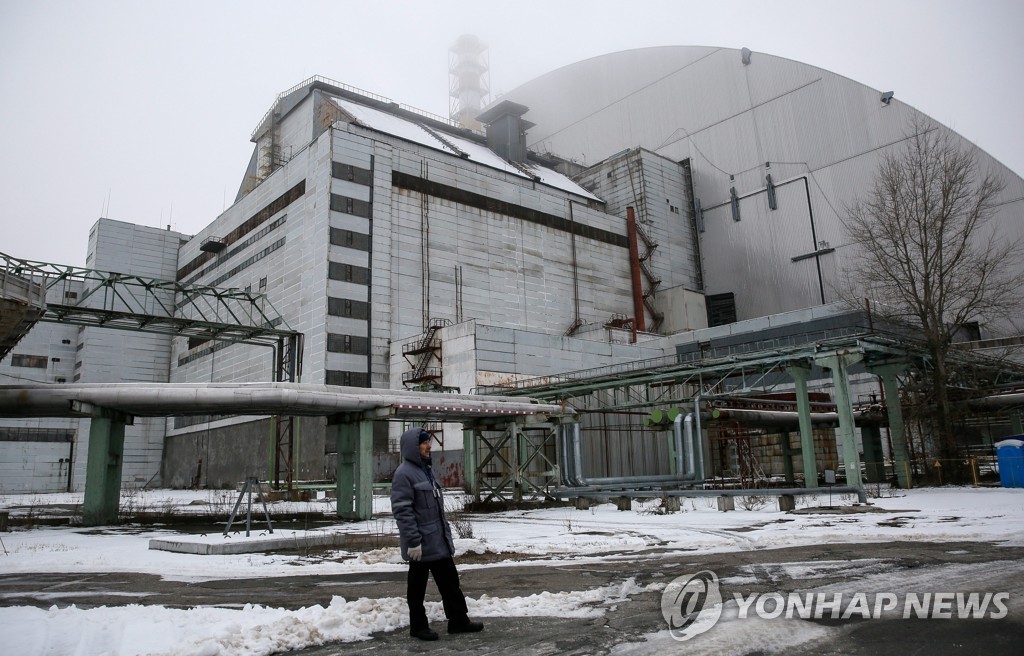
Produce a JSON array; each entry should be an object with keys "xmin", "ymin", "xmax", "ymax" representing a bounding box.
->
[{"xmin": 3, "ymin": 46, "xmax": 1023, "ymax": 493}]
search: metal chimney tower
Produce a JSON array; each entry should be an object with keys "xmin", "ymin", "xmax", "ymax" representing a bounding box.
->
[{"xmin": 449, "ymin": 34, "xmax": 490, "ymax": 132}]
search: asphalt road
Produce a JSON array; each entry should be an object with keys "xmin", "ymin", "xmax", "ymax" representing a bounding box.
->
[{"xmin": 2, "ymin": 539, "xmax": 1022, "ymax": 655}]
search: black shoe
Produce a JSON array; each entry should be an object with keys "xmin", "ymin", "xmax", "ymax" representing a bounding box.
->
[
  {"xmin": 410, "ymin": 627, "xmax": 439, "ymax": 641},
  {"xmin": 448, "ymin": 619, "xmax": 484, "ymax": 634}
]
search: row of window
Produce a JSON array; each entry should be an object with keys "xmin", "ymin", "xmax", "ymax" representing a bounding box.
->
[
  {"xmin": 330, "ymin": 193, "xmax": 372, "ymax": 219},
  {"xmin": 182, "ymin": 216, "xmax": 287, "ymax": 286},
  {"xmin": 0, "ymin": 427, "xmax": 74, "ymax": 443},
  {"xmin": 327, "ymin": 333, "xmax": 369, "ymax": 355},
  {"xmin": 392, "ymin": 171, "xmax": 629, "ymax": 248},
  {"xmin": 329, "ymin": 227, "xmax": 370, "ymax": 252},
  {"xmin": 177, "ymin": 180, "xmax": 305, "ymax": 280},
  {"xmin": 175, "ymin": 238, "xmax": 286, "ymax": 310},
  {"xmin": 328, "ymin": 261, "xmax": 369, "ymax": 285},
  {"xmin": 327, "ymin": 297, "xmax": 369, "ymax": 320},
  {"xmin": 325, "ymin": 370, "xmax": 369, "ymax": 387},
  {"xmin": 331, "ymin": 161, "xmax": 372, "ymax": 186},
  {"xmin": 9, "ymin": 354, "xmax": 48, "ymax": 368}
]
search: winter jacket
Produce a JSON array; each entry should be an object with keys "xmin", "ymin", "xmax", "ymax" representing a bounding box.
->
[{"xmin": 391, "ymin": 427, "xmax": 455, "ymax": 562}]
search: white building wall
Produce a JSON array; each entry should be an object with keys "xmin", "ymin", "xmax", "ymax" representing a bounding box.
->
[
  {"xmin": 74, "ymin": 219, "xmax": 186, "ymax": 489},
  {"xmin": 0, "ymin": 282, "xmax": 82, "ymax": 492},
  {"xmin": 326, "ymin": 118, "xmax": 641, "ymax": 390}
]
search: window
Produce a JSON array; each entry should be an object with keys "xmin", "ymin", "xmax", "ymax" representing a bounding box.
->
[
  {"xmin": 61, "ymin": 339, "xmax": 72, "ymax": 345},
  {"xmin": 11, "ymin": 354, "xmax": 48, "ymax": 368},
  {"xmin": 328, "ymin": 261, "xmax": 369, "ymax": 284},
  {"xmin": 327, "ymin": 333, "xmax": 369, "ymax": 355},
  {"xmin": 706, "ymin": 293, "xmax": 737, "ymax": 327},
  {"xmin": 329, "ymin": 228, "xmax": 370, "ymax": 251},
  {"xmin": 331, "ymin": 162, "xmax": 371, "ymax": 185},
  {"xmin": 329, "ymin": 193, "xmax": 371, "ymax": 218},
  {"xmin": 63, "ymin": 291, "xmax": 78, "ymax": 301},
  {"xmin": 325, "ymin": 369, "xmax": 370, "ymax": 387},
  {"xmin": 259, "ymin": 277, "xmax": 267, "ymax": 291},
  {"xmin": 327, "ymin": 297, "xmax": 369, "ymax": 320}
]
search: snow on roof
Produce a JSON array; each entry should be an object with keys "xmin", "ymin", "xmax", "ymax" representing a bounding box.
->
[{"xmin": 330, "ymin": 96, "xmax": 601, "ymax": 202}]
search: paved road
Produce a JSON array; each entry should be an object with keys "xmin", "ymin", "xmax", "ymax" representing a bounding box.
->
[{"xmin": 2, "ymin": 540, "xmax": 1022, "ymax": 654}]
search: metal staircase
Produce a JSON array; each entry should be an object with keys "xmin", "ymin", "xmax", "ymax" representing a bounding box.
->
[
  {"xmin": 634, "ymin": 220, "xmax": 664, "ymax": 332},
  {"xmin": 402, "ymin": 318, "xmax": 451, "ymax": 387}
]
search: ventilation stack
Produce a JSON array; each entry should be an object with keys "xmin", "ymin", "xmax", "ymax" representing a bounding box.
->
[{"xmin": 449, "ymin": 34, "xmax": 490, "ymax": 132}]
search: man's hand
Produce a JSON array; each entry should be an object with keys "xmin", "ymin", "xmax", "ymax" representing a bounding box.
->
[{"xmin": 408, "ymin": 544, "xmax": 423, "ymax": 561}]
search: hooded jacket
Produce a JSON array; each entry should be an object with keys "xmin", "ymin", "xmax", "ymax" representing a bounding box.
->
[{"xmin": 391, "ymin": 427, "xmax": 455, "ymax": 562}]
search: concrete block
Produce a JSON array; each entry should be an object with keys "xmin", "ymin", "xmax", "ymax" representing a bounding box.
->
[
  {"xmin": 614, "ymin": 496, "xmax": 632, "ymax": 511},
  {"xmin": 661, "ymin": 496, "xmax": 681, "ymax": 512},
  {"xmin": 574, "ymin": 497, "xmax": 591, "ymax": 511},
  {"xmin": 778, "ymin": 494, "xmax": 796, "ymax": 512},
  {"xmin": 717, "ymin": 495, "xmax": 735, "ymax": 512}
]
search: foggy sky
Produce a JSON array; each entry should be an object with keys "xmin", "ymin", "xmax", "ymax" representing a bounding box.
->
[{"xmin": 1, "ymin": 0, "xmax": 1021, "ymax": 268}]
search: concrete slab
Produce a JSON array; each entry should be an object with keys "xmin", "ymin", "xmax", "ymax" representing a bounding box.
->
[{"xmin": 149, "ymin": 531, "xmax": 397, "ymax": 555}]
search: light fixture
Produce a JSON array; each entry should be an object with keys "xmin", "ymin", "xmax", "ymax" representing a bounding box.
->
[{"xmin": 880, "ymin": 91, "xmax": 894, "ymax": 105}]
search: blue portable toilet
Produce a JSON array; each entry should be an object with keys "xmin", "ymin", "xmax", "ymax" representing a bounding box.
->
[{"xmin": 995, "ymin": 439, "xmax": 1024, "ymax": 488}]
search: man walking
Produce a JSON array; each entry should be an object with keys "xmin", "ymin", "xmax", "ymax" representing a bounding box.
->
[{"xmin": 391, "ymin": 426, "xmax": 484, "ymax": 641}]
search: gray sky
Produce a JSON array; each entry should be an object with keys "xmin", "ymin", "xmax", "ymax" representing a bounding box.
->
[{"xmin": 1, "ymin": 0, "xmax": 1021, "ymax": 268}]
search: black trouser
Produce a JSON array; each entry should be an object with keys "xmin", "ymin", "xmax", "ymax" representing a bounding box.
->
[{"xmin": 407, "ymin": 556, "xmax": 469, "ymax": 630}]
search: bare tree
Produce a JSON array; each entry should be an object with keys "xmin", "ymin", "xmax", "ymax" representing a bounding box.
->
[{"xmin": 845, "ymin": 116, "xmax": 1021, "ymax": 480}]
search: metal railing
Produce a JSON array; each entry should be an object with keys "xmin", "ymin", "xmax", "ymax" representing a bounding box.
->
[{"xmin": 251, "ymin": 75, "xmax": 465, "ymax": 141}]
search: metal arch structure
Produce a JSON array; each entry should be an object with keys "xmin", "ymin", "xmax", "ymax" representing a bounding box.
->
[{"xmin": 477, "ymin": 327, "xmax": 1024, "ymax": 498}]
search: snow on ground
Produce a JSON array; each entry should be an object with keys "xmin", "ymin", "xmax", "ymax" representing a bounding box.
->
[
  {"xmin": 5, "ymin": 579, "xmax": 650, "ymax": 656},
  {"xmin": 0, "ymin": 486, "xmax": 1021, "ymax": 655},
  {"xmin": 613, "ymin": 559, "xmax": 1024, "ymax": 656}
]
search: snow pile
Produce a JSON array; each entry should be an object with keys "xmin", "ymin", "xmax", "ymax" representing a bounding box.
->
[{"xmin": 6, "ymin": 579, "xmax": 648, "ymax": 656}]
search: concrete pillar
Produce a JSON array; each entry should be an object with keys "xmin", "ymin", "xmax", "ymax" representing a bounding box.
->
[
  {"xmin": 81, "ymin": 404, "xmax": 133, "ymax": 526},
  {"xmin": 778, "ymin": 494, "xmax": 796, "ymax": 512},
  {"xmin": 574, "ymin": 496, "xmax": 591, "ymax": 510},
  {"xmin": 815, "ymin": 352, "xmax": 864, "ymax": 490},
  {"xmin": 787, "ymin": 363, "xmax": 818, "ymax": 486},
  {"xmin": 661, "ymin": 496, "xmax": 681, "ymax": 512},
  {"xmin": 781, "ymin": 431, "xmax": 796, "ymax": 484},
  {"xmin": 331, "ymin": 417, "xmax": 374, "ymax": 520},
  {"xmin": 717, "ymin": 495, "xmax": 735, "ymax": 512},
  {"xmin": 870, "ymin": 363, "xmax": 912, "ymax": 489},
  {"xmin": 614, "ymin": 496, "xmax": 632, "ymax": 511},
  {"xmin": 860, "ymin": 425, "xmax": 886, "ymax": 483}
]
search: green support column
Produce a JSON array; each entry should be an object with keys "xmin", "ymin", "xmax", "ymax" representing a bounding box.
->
[
  {"xmin": 786, "ymin": 363, "xmax": 818, "ymax": 487},
  {"xmin": 331, "ymin": 417, "xmax": 374, "ymax": 520},
  {"xmin": 816, "ymin": 352, "xmax": 865, "ymax": 490},
  {"xmin": 860, "ymin": 425, "xmax": 885, "ymax": 483},
  {"xmin": 79, "ymin": 402, "xmax": 133, "ymax": 526},
  {"xmin": 870, "ymin": 363, "xmax": 912, "ymax": 489},
  {"xmin": 463, "ymin": 425, "xmax": 478, "ymax": 498}
]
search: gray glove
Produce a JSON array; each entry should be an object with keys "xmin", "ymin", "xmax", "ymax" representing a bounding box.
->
[{"xmin": 408, "ymin": 544, "xmax": 423, "ymax": 561}]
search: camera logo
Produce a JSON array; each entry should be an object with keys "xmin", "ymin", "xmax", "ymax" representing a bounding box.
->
[{"xmin": 661, "ymin": 570, "xmax": 723, "ymax": 641}]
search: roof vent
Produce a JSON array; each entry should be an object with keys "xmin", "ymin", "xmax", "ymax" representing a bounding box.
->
[{"xmin": 476, "ymin": 100, "xmax": 534, "ymax": 164}]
